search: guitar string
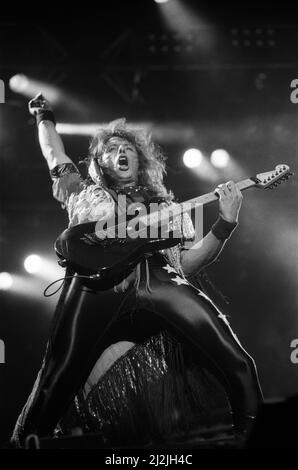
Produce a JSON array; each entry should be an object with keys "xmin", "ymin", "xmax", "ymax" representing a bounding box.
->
[
  {"xmin": 87, "ymin": 178, "xmax": 259, "ymax": 240},
  {"xmin": 101, "ymin": 174, "xmax": 287, "ymax": 240},
  {"xmin": 92, "ymin": 204, "xmax": 186, "ymax": 241}
]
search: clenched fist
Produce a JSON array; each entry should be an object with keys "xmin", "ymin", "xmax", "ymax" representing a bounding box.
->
[
  {"xmin": 28, "ymin": 93, "xmax": 52, "ymax": 116},
  {"xmin": 215, "ymin": 180, "xmax": 243, "ymax": 223}
]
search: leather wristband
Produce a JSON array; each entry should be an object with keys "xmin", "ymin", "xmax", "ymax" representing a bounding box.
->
[
  {"xmin": 211, "ymin": 217, "xmax": 238, "ymax": 241},
  {"xmin": 36, "ymin": 110, "xmax": 56, "ymax": 126}
]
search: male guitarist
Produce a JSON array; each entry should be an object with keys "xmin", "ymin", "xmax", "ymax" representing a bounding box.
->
[{"xmin": 12, "ymin": 94, "xmax": 263, "ymax": 446}]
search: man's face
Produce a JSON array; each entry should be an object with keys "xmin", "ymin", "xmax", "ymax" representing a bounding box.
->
[{"xmin": 100, "ymin": 137, "xmax": 139, "ymax": 184}]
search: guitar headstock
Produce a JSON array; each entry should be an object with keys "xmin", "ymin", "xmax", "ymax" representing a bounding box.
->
[{"xmin": 253, "ymin": 164, "xmax": 293, "ymax": 189}]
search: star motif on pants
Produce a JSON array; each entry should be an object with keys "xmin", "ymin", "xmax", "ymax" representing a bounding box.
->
[
  {"xmin": 162, "ymin": 264, "xmax": 177, "ymax": 274},
  {"xmin": 198, "ymin": 291, "xmax": 211, "ymax": 302},
  {"xmin": 218, "ymin": 312, "xmax": 229, "ymax": 323},
  {"xmin": 171, "ymin": 275, "xmax": 189, "ymax": 286}
]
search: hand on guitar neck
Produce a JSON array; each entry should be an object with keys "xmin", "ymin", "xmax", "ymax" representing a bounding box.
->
[{"xmin": 214, "ymin": 180, "xmax": 243, "ymax": 224}]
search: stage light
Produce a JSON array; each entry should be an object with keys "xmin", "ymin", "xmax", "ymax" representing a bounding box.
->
[
  {"xmin": 0, "ymin": 272, "xmax": 13, "ymax": 290},
  {"xmin": 56, "ymin": 123, "xmax": 102, "ymax": 136},
  {"xmin": 56, "ymin": 122, "xmax": 195, "ymax": 144},
  {"xmin": 154, "ymin": 0, "xmax": 170, "ymax": 3},
  {"xmin": 36, "ymin": 256, "xmax": 65, "ymax": 283},
  {"xmin": 9, "ymin": 74, "xmax": 61, "ymax": 104},
  {"xmin": 9, "ymin": 74, "xmax": 30, "ymax": 93},
  {"xmin": 4, "ymin": 274, "xmax": 48, "ymax": 302},
  {"xmin": 210, "ymin": 149, "xmax": 230, "ymax": 168},
  {"xmin": 183, "ymin": 148, "xmax": 203, "ymax": 168},
  {"xmin": 156, "ymin": 0, "xmax": 212, "ymax": 49},
  {"xmin": 24, "ymin": 254, "xmax": 42, "ymax": 274}
]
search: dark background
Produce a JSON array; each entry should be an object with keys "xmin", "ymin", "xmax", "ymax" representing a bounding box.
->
[{"xmin": 0, "ymin": 0, "xmax": 298, "ymax": 444}]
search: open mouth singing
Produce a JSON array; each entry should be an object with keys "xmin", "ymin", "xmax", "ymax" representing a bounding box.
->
[{"xmin": 118, "ymin": 155, "xmax": 129, "ymax": 171}]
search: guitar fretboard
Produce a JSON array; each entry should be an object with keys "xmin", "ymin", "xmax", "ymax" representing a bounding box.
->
[{"xmin": 138, "ymin": 178, "xmax": 257, "ymax": 228}]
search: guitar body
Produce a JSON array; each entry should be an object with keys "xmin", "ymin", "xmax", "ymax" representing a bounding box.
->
[{"xmin": 55, "ymin": 222, "xmax": 179, "ymax": 290}]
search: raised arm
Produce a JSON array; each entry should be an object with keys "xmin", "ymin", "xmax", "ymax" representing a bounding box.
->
[
  {"xmin": 29, "ymin": 93, "xmax": 73, "ymax": 170},
  {"xmin": 181, "ymin": 181, "xmax": 242, "ymax": 276}
]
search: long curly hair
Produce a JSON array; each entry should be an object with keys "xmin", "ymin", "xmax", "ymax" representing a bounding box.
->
[{"xmin": 86, "ymin": 118, "xmax": 173, "ymax": 201}]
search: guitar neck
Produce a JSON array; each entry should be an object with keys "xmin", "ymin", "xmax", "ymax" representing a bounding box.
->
[
  {"xmin": 140, "ymin": 177, "xmax": 258, "ymax": 227},
  {"xmin": 181, "ymin": 177, "xmax": 257, "ymax": 212}
]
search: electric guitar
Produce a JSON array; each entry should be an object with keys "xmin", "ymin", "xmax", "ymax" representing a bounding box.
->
[{"xmin": 55, "ymin": 164, "xmax": 292, "ymax": 289}]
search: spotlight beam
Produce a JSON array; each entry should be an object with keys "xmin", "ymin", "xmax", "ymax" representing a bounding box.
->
[
  {"xmin": 9, "ymin": 74, "xmax": 61, "ymax": 104},
  {"xmin": 0, "ymin": 272, "xmax": 13, "ymax": 290},
  {"xmin": 211, "ymin": 149, "xmax": 230, "ymax": 168}
]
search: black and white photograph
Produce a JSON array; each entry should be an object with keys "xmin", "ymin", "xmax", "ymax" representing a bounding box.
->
[{"xmin": 0, "ymin": 0, "xmax": 298, "ymax": 452}]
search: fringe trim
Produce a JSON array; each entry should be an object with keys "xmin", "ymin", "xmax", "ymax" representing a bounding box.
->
[{"xmin": 56, "ymin": 331, "xmax": 231, "ymax": 445}]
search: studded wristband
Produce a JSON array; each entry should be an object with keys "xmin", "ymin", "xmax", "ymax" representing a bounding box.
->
[{"xmin": 36, "ymin": 109, "xmax": 56, "ymax": 126}]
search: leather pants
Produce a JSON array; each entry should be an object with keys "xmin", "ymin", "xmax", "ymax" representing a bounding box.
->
[{"xmin": 12, "ymin": 254, "xmax": 263, "ymax": 444}]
